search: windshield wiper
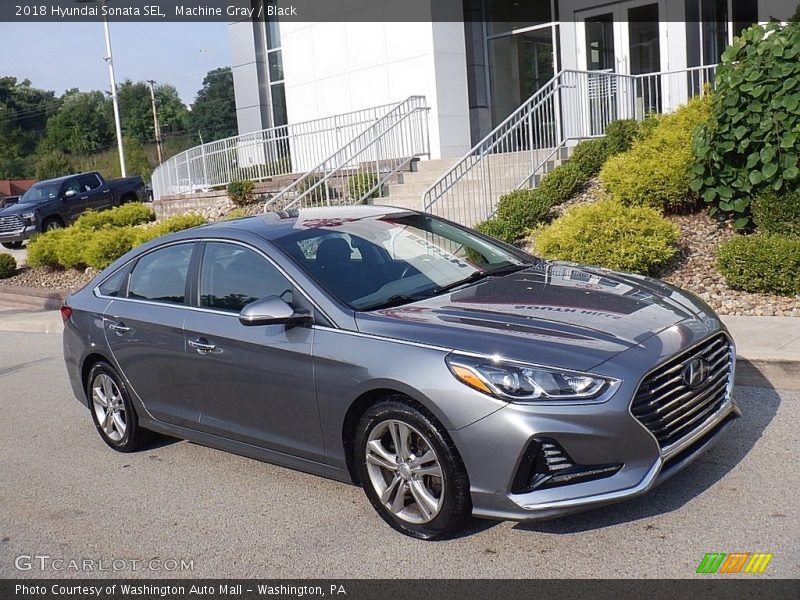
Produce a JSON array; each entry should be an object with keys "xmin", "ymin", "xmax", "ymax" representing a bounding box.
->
[
  {"xmin": 432, "ymin": 263, "xmax": 530, "ymax": 295},
  {"xmin": 359, "ymin": 294, "xmax": 427, "ymax": 311}
]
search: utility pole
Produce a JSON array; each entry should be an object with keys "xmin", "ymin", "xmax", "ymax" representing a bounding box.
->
[
  {"xmin": 147, "ymin": 80, "xmax": 164, "ymax": 164},
  {"xmin": 99, "ymin": 0, "xmax": 126, "ymax": 176}
]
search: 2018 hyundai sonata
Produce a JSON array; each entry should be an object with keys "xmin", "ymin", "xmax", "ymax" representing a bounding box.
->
[{"xmin": 63, "ymin": 206, "xmax": 739, "ymax": 539}]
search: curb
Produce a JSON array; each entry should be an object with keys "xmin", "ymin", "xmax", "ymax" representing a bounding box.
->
[
  {"xmin": 0, "ymin": 284, "xmax": 68, "ymax": 311},
  {"xmin": 734, "ymin": 358, "xmax": 799, "ymax": 391}
]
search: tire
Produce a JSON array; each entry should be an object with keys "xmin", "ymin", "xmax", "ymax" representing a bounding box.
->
[
  {"xmin": 42, "ymin": 218, "xmax": 63, "ymax": 232},
  {"xmin": 354, "ymin": 398, "xmax": 471, "ymax": 540},
  {"xmin": 86, "ymin": 362, "xmax": 151, "ymax": 453},
  {"xmin": 1, "ymin": 241, "xmax": 22, "ymax": 249}
]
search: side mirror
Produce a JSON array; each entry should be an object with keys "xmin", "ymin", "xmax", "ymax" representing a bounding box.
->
[
  {"xmin": 238, "ymin": 296, "xmax": 312, "ymax": 326},
  {"xmin": 64, "ymin": 189, "xmax": 77, "ymax": 199}
]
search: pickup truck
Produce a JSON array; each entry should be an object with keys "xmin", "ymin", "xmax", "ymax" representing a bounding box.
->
[{"xmin": 0, "ymin": 172, "xmax": 145, "ymax": 249}]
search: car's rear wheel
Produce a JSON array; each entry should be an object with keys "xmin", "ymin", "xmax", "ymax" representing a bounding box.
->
[
  {"xmin": 87, "ymin": 362, "xmax": 150, "ymax": 452},
  {"xmin": 355, "ymin": 399, "xmax": 471, "ymax": 540}
]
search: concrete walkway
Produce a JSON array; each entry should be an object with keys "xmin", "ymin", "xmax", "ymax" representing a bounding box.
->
[{"xmin": 0, "ymin": 308, "xmax": 797, "ymax": 388}]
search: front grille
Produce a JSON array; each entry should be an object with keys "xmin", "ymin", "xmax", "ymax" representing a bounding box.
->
[
  {"xmin": 0, "ymin": 214, "xmax": 24, "ymax": 235},
  {"xmin": 632, "ymin": 333, "xmax": 733, "ymax": 450}
]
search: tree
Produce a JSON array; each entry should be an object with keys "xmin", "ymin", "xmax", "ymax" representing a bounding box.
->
[
  {"xmin": 117, "ymin": 80, "xmax": 188, "ymax": 143},
  {"xmin": 43, "ymin": 90, "xmax": 114, "ymax": 155},
  {"xmin": 34, "ymin": 149, "xmax": 72, "ymax": 179},
  {"xmin": 187, "ymin": 67, "xmax": 238, "ymax": 143},
  {"xmin": 0, "ymin": 77, "xmax": 58, "ymax": 177}
]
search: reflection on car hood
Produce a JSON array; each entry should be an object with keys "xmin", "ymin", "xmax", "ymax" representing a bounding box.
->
[{"xmin": 354, "ymin": 262, "xmax": 720, "ymax": 371}]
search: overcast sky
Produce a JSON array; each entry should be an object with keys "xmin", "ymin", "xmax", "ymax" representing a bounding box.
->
[{"xmin": 0, "ymin": 22, "xmax": 231, "ymax": 104}]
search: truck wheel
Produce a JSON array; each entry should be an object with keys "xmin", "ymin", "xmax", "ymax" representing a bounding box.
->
[
  {"xmin": 42, "ymin": 218, "xmax": 63, "ymax": 232},
  {"xmin": 1, "ymin": 241, "xmax": 23, "ymax": 249}
]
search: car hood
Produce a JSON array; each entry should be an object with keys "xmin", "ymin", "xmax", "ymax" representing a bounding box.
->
[
  {"xmin": 354, "ymin": 262, "xmax": 720, "ymax": 371},
  {"xmin": 0, "ymin": 200, "xmax": 47, "ymax": 216}
]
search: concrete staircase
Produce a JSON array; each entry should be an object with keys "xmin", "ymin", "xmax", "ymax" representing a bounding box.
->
[{"xmin": 373, "ymin": 147, "xmax": 570, "ymax": 225}]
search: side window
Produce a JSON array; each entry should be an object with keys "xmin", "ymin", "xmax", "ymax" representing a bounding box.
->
[
  {"xmin": 98, "ymin": 266, "xmax": 129, "ymax": 297},
  {"xmin": 200, "ymin": 242, "xmax": 293, "ymax": 312},
  {"xmin": 78, "ymin": 174, "xmax": 101, "ymax": 192},
  {"xmin": 128, "ymin": 244, "xmax": 193, "ymax": 305}
]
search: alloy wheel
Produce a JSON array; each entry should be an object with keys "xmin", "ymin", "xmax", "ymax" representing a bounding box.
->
[
  {"xmin": 91, "ymin": 373, "xmax": 127, "ymax": 442},
  {"xmin": 365, "ymin": 419, "xmax": 444, "ymax": 524}
]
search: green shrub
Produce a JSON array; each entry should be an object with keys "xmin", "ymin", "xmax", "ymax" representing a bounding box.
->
[
  {"xmin": 0, "ymin": 253, "xmax": 16, "ymax": 278},
  {"xmin": 603, "ymin": 119, "xmax": 642, "ymax": 155},
  {"xmin": 133, "ymin": 214, "xmax": 207, "ymax": 245},
  {"xmin": 74, "ymin": 202, "xmax": 154, "ymax": 231},
  {"xmin": 569, "ymin": 138, "xmax": 609, "ymax": 180},
  {"xmin": 752, "ymin": 188, "xmax": 800, "ymax": 237},
  {"xmin": 475, "ymin": 118, "xmax": 650, "ymax": 243},
  {"xmin": 717, "ymin": 234, "xmax": 800, "ymax": 295},
  {"xmin": 601, "ymin": 96, "xmax": 711, "ymax": 212},
  {"xmin": 82, "ymin": 227, "xmax": 136, "ymax": 269},
  {"xmin": 347, "ymin": 171, "xmax": 380, "ymax": 201},
  {"xmin": 222, "ymin": 208, "xmax": 249, "ymax": 220},
  {"xmin": 691, "ymin": 21, "xmax": 800, "ymax": 229},
  {"xmin": 27, "ymin": 231, "xmax": 64, "ymax": 268},
  {"xmin": 227, "ymin": 180, "xmax": 256, "ymax": 206},
  {"xmin": 533, "ymin": 200, "xmax": 680, "ymax": 275}
]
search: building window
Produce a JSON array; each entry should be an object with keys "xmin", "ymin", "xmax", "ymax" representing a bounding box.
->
[{"xmin": 262, "ymin": 0, "xmax": 286, "ymax": 128}]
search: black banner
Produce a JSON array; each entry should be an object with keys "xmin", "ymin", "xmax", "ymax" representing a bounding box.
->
[
  {"xmin": 2, "ymin": 579, "xmax": 800, "ymax": 600},
  {"xmin": 2, "ymin": 0, "xmax": 798, "ymax": 23}
]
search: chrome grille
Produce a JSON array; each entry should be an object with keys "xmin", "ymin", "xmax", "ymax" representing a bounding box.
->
[
  {"xmin": 632, "ymin": 333, "xmax": 733, "ymax": 450},
  {"xmin": 0, "ymin": 214, "xmax": 24, "ymax": 235}
]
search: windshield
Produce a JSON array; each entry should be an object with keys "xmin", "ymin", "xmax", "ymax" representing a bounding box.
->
[
  {"xmin": 273, "ymin": 212, "xmax": 531, "ymax": 310},
  {"xmin": 20, "ymin": 182, "xmax": 62, "ymax": 203}
]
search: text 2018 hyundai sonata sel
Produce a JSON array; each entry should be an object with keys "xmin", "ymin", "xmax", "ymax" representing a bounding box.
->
[{"xmin": 63, "ymin": 206, "xmax": 739, "ymax": 539}]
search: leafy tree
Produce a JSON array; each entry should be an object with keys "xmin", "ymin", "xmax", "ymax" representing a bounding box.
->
[
  {"xmin": 117, "ymin": 81, "xmax": 188, "ymax": 144},
  {"xmin": 0, "ymin": 77, "xmax": 58, "ymax": 177},
  {"xmin": 187, "ymin": 67, "xmax": 238, "ymax": 143},
  {"xmin": 43, "ymin": 90, "xmax": 114, "ymax": 155},
  {"xmin": 34, "ymin": 149, "xmax": 72, "ymax": 179},
  {"xmin": 691, "ymin": 21, "xmax": 800, "ymax": 229}
]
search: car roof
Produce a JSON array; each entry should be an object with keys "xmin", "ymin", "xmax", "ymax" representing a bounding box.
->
[
  {"xmin": 202, "ymin": 205, "xmax": 416, "ymax": 241},
  {"xmin": 32, "ymin": 173, "xmax": 84, "ymax": 185}
]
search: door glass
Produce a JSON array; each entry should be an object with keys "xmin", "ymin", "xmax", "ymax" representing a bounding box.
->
[
  {"xmin": 488, "ymin": 28, "xmax": 554, "ymax": 126},
  {"xmin": 128, "ymin": 244, "xmax": 193, "ymax": 305},
  {"xmin": 78, "ymin": 174, "xmax": 102, "ymax": 192},
  {"xmin": 628, "ymin": 4, "xmax": 662, "ymax": 116},
  {"xmin": 585, "ymin": 13, "xmax": 615, "ymax": 71},
  {"xmin": 199, "ymin": 243, "xmax": 293, "ymax": 312}
]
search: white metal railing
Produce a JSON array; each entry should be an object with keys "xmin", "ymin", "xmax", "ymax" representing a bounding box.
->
[
  {"xmin": 423, "ymin": 65, "xmax": 717, "ymax": 226},
  {"xmin": 264, "ymin": 96, "xmax": 430, "ymax": 210},
  {"xmin": 150, "ymin": 101, "xmax": 403, "ymax": 201}
]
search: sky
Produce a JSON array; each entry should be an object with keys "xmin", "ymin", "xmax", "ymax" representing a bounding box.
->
[{"xmin": 0, "ymin": 22, "xmax": 232, "ymax": 104}]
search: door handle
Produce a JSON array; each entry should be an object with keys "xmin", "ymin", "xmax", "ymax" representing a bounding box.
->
[
  {"xmin": 188, "ymin": 338, "xmax": 220, "ymax": 354},
  {"xmin": 108, "ymin": 321, "xmax": 130, "ymax": 334},
  {"xmin": 80, "ymin": 196, "xmax": 88, "ymax": 200}
]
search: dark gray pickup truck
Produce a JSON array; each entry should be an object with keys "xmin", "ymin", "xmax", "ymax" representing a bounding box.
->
[{"xmin": 0, "ymin": 172, "xmax": 145, "ymax": 248}]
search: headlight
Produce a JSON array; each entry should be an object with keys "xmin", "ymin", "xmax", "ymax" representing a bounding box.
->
[{"xmin": 446, "ymin": 354, "xmax": 615, "ymax": 401}]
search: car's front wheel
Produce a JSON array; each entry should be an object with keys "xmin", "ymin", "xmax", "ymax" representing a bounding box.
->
[
  {"xmin": 355, "ymin": 399, "xmax": 471, "ymax": 540},
  {"xmin": 1, "ymin": 241, "xmax": 22, "ymax": 249},
  {"xmin": 87, "ymin": 362, "xmax": 150, "ymax": 452}
]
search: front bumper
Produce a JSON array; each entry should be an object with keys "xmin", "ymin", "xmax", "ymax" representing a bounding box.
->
[
  {"xmin": 453, "ymin": 321, "xmax": 740, "ymax": 521},
  {"xmin": 0, "ymin": 224, "xmax": 36, "ymax": 243}
]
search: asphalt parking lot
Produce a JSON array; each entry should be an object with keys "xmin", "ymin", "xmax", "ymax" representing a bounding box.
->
[{"xmin": 0, "ymin": 331, "xmax": 797, "ymax": 579}]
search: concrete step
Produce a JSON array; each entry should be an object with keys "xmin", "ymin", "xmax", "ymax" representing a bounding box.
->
[
  {"xmin": 0, "ymin": 284, "xmax": 68, "ymax": 311},
  {"xmin": 412, "ymin": 158, "xmax": 460, "ymax": 174}
]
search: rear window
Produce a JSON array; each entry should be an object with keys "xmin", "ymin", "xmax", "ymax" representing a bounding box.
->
[{"xmin": 128, "ymin": 244, "xmax": 194, "ymax": 305}]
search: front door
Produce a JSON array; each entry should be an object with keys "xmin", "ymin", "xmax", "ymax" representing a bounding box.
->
[
  {"xmin": 183, "ymin": 241, "xmax": 324, "ymax": 462},
  {"xmin": 577, "ymin": 1, "xmax": 667, "ymax": 126}
]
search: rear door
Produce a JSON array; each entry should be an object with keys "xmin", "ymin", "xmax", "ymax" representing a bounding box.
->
[
  {"xmin": 183, "ymin": 241, "xmax": 324, "ymax": 461},
  {"xmin": 78, "ymin": 173, "xmax": 113, "ymax": 211},
  {"xmin": 104, "ymin": 242, "xmax": 197, "ymax": 426}
]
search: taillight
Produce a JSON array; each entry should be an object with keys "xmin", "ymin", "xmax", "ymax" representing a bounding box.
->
[{"xmin": 60, "ymin": 305, "xmax": 73, "ymax": 322}]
